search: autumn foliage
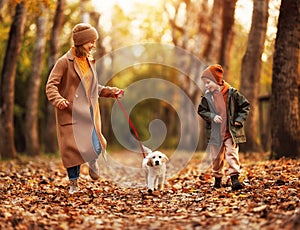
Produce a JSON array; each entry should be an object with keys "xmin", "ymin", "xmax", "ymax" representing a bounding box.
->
[{"xmin": 0, "ymin": 152, "xmax": 299, "ymax": 229}]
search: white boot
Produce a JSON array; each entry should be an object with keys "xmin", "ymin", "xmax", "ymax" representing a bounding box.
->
[
  {"xmin": 69, "ymin": 179, "xmax": 79, "ymax": 194},
  {"xmin": 88, "ymin": 159, "xmax": 100, "ymax": 180}
]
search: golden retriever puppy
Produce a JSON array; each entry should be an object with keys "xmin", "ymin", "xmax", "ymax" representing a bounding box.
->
[{"xmin": 142, "ymin": 149, "xmax": 168, "ymax": 193}]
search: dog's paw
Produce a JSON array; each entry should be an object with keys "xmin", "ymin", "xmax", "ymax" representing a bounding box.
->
[{"xmin": 147, "ymin": 189, "xmax": 153, "ymax": 193}]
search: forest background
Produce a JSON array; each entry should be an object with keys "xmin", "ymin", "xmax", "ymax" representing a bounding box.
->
[{"xmin": 0, "ymin": 0, "xmax": 299, "ymax": 161}]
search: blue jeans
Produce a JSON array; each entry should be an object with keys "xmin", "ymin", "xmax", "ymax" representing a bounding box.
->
[
  {"xmin": 90, "ymin": 106, "xmax": 102, "ymax": 155},
  {"xmin": 92, "ymin": 127, "xmax": 102, "ymax": 155},
  {"xmin": 67, "ymin": 165, "xmax": 80, "ymax": 180}
]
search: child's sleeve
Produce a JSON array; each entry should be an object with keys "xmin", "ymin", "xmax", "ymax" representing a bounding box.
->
[
  {"xmin": 234, "ymin": 91, "xmax": 250, "ymax": 125},
  {"xmin": 198, "ymin": 97, "xmax": 216, "ymax": 123}
]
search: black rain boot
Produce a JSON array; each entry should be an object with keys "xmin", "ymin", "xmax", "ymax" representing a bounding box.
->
[
  {"xmin": 231, "ymin": 175, "xmax": 243, "ymax": 190},
  {"xmin": 214, "ymin": 177, "xmax": 222, "ymax": 188}
]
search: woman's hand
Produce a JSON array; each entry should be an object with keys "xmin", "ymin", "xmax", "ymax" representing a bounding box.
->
[
  {"xmin": 112, "ymin": 87, "xmax": 124, "ymax": 98},
  {"xmin": 58, "ymin": 100, "xmax": 70, "ymax": 110}
]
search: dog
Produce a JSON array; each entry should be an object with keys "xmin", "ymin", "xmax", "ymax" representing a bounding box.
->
[{"xmin": 142, "ymin": 146, "xmax": 169, "ymax": 193}]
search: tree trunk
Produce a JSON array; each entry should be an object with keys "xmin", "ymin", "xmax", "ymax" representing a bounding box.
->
[
  {"xmin": 270, "ymin": 0, "xmax": 300, "ymax": 159},
  {"xmin": 219, "ymin": 0, "xmax": 237, "ymax": 82},
  {"xmin": 197, "ymin": 0, "xmax": 212, "ymax": 59},
  {"xmin": 90, "ymin": 11, "xmax": 106, "ymax": 60},
  {"xmin": 203, "ymin": 0, "xmax": 222, "ymax": 63},
  {"xmin": 0, "ymin": 2, "xmax": 26, "ymax": 159},
  {"xmin": 0, "ymin": 0, "xmax": 7, "ymax": 12},
  {"xmin": 239, "ymin": 0, "xmax": 269, "ymax": 152},
  {"xmin": 25, "ymin": 5, "xmax": 48, "ymax": 156},
  {"xmin": 45, "ymin": 0, "xmax": 65, "ymax": 153}
]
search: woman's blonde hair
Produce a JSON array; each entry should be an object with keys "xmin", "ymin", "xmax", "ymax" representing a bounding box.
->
[{"xmin": 74, "ymin": 45, "xmax": 88, "ymax": 57}]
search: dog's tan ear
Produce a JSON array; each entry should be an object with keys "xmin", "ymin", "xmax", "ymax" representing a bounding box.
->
[
  {"xmin": 162, "ymin": 156, "xmax": 169, "ymax": 163},
  {"xmin": 147, "ymin": 158, "xmax": 154, "ymax": 167}
]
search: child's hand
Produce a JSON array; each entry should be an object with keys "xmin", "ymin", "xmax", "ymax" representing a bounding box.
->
[
  {"xmin": 213, "ymin": 115, "xmax": 223, "ymax": 123},
  {"xmin": 234, "ymin": 121, "xmax": 242, "ymax": 127}
]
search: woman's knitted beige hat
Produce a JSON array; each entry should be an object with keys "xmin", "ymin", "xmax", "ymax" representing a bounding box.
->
[{"xmin": 72, "ymin": 23, "xmax": 99, "ymax": 46}]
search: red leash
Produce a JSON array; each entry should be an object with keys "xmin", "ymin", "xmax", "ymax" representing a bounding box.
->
[{"xmin": 114, "ymin": 95, "xmax": 146, "ymax": 158}]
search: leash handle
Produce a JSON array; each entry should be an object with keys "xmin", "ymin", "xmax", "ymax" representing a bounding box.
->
[{"xmin": 114, "ymin": 95, "xmax": 146, "ymax": 158}]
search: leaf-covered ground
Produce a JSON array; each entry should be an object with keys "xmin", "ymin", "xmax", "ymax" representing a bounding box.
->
[{"xmin": 0, "ymin": 151, "xmax": 299, "ymax": 230}]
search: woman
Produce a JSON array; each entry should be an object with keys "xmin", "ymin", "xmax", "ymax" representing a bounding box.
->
[{"xmin": 46, "ymin": 23, "xmax": 123, "ymax": 194}]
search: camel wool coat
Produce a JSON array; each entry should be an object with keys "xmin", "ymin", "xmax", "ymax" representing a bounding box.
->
[{"xmin": 46, "ymin": 49, "xmax": 115, "ymax": 168}]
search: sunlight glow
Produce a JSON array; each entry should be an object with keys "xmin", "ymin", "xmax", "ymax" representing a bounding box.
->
[
  {"xmin": 92, "ymin": 0, "xmax": 162, "ymax": 32},
  {"xmin": 235, "ymin": 0, "xmax": 253, "ymax": 32},
  {"xmin": 92, "ymin": 0, "xmax": 162, "ymax": 15},
  {"xmin": 93, "ymin": 0, "xmax": 254, "ymax": 34}
]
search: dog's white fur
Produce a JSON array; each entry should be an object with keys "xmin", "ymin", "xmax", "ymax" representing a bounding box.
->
[{"xmin": 142, "ymin": 146, "xmax": 168, "ymax": 193}]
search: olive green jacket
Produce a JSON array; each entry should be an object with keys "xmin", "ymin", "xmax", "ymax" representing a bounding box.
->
[{"xmin": 198, "ymin": 87, "xmax": 250, "ymax": 145}]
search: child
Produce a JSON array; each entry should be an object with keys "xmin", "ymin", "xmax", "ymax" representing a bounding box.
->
[{"xmin": 197, "ymin": 64, "xmax": 250, "ymax": 190}]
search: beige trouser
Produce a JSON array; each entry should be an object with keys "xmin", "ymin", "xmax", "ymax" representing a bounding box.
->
[{"xmin": 209, "ymin": 138, "xmax": 241, "ymax": 178}]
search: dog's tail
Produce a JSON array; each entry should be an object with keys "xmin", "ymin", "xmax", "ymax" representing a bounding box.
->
[{"xmin": 141, "ymin": 145, "xmax": 152, "ymax": 155}]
